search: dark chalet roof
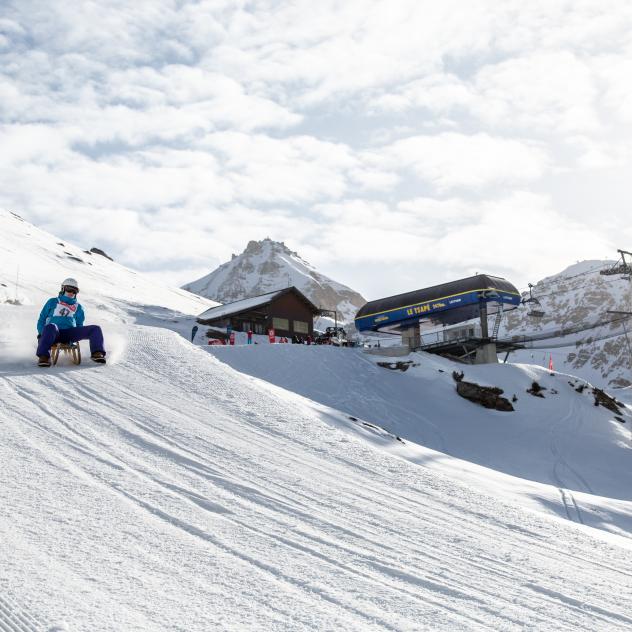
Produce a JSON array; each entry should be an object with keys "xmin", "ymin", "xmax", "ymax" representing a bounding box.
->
[{"xmin": 197, "ymin": 286, "xmax": 320, "ymax": 324}]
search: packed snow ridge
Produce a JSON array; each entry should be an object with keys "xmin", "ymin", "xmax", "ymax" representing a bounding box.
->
[{"xmin": 2, "ymin": 209, "xmax": 632, "ymax": 631}]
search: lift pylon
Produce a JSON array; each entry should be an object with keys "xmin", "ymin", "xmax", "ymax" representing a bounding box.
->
[{"xmin": 600, "ymin": 249, "xmax": 632, "ymax": 277}]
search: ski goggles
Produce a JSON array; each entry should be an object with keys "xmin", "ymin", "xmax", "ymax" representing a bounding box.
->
[{"xmin": 63, "ymin": 286, "xmax": 79, "ymax": 294}]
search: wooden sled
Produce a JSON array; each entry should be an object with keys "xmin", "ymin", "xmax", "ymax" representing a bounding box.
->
[{"xmin": 51, "ymin": 342, "xmax": 81, "ymax": 366}]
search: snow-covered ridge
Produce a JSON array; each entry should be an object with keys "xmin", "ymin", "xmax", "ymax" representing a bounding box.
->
[
  {"xmin": 0, "ymin": 209, "xmax": 216, "ymax": 318},
  {"xmin": 183, "ymin": 238, "xmax": 366, "ymax": 323}
]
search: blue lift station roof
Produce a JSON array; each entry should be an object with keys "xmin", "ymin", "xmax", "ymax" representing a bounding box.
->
[{"xmin": 355, "ymin": 274, "xmax": 521, "ymax": 332}]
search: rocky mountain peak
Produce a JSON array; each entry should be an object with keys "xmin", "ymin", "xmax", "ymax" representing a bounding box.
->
[
  {"xmin": 183, "ymin": 240, "xmax": 366, "ymax": 324},
  {"xmin": 243, "ymin": 238, "xmax": 300, "ymax": 260}
]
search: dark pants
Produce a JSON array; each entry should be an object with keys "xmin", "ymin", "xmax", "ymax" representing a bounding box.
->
[{"xmin": 37, "ymin": 324, "xmax": 105, "ymax": 358}]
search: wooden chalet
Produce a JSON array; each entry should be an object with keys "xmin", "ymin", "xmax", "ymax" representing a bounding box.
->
[{"xmin": 197, "ymin": 287, "xmax": 320, "ymax": 338}]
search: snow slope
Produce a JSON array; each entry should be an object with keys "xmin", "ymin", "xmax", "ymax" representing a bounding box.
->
[
  {"xmin": 0, "ymin": 209, "xmax": 215, "ymax": 322},
  {"xmin": 3, "ymin": 322, "xmax": 632, "ymax": 631},
  {"xmin": 0, "ymin": 209, "xmax": 216, "ymax": 365},
  {"xmin": 207, "ymin": 344, "xmax": 632, "ymax": 539},
  {"xmin": 3, "ymin": 210, "xmax": 632, "ymax": 630}
]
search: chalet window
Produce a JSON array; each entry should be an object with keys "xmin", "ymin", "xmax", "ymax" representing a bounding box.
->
[
  {"xmin": 293, "ymin": 320, "xmax": 308, "ymax": 334},
  {"xmin": 272, "ymin": 317, "xmax": 289, "ymax": 331},
  {"xmin": 242, "ymin": 321, "xmax": 251, "ymax": 332},
  {"xmin": 254, "ymin": 323, "xmax": 265, "ymax": 334}
]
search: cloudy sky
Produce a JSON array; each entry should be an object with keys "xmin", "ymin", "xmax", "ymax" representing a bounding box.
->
[{"xmin": 1, "ymin": 1, "xmax": 631, "ymax": 299}]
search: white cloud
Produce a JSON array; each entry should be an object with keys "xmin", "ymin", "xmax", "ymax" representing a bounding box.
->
[
  {"xmin": 380, "ymin": 133, "xmax": 549, "ymax": 190},
  {"xmin": 187, "ymin": 0, "xmax": 511, "ymax": 108},
  {"xmin": 0, "ymin": 125, "xmax": 74, "ymax": 167},
  {"xmin": 200, "ymin": 132, "xmax": 358, "ymax": 203},
  {"xmin": 0, "ymin": 0, "xmax": 630, "ymax": 296},
  {"xmin": 473, "ymin": 51, "xmax": 601, "ymax": 134},
  {"xmin": 594, "ymin": 54, "xmax": 632, "ymax": 125},
  {"xmin": 370, "ymin": 73, "xmax": 475, "ymax": 114},
  {"xmin": 296, "ymin": 192, "xmax": 613, "ymax": 297},
  {"xmin": 348, "ymin": 168, "xmax": 400, "ymax": 191}
]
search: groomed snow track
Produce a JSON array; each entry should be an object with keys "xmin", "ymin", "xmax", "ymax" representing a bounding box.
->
[{"xmin": 2, "ymin": 326, "xmax": 632, "ymax": 630}]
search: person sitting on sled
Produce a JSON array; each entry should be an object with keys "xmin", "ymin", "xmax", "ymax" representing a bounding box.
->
[{"xmin": 36, "ymin": 277, "xmax": 107, "ymax": 367}]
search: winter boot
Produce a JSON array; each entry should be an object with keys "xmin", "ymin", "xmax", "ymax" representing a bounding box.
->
[
  {"xmin": 91, "ymin": 351, "xmax": 106, "ymax": 364},
  {"xmin": 38, "ymin": 355, "xmax": 51, "ymax": 368}
]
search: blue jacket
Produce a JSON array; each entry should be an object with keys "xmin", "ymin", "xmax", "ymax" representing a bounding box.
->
[{"xmin": 37, "ymin": 294, "xmax": 85, "ymax": 334}]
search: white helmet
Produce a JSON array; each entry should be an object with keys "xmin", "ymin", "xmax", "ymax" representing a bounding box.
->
[{"xmin": 60, "ymin": 277, "xmax": 79, "ymax": 293}]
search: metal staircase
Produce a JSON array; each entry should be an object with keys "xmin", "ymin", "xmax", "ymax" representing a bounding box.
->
[{"xmin": 491, "ymin": 307, "xmax": 503, "ymax": 340}]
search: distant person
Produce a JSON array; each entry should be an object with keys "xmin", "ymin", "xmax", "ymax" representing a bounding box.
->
[
  {"xmin": 247, "ymin": 329, "xmax": 253, "ymax": 344},
  {"xmin": 36, "ymin": 277, "xmax": 106, "ymax": 367},
  {"xmin": 191, "ymin": 324, "xmax": 199, "ymax": 342}
]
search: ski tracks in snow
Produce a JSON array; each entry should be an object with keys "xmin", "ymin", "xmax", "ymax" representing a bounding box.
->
[
  {"xmin": 3, "ymin": 326, "xmax": 632, "ymax": 630},
  {"xmin": 548, "ymin": 397, "xmax": 593, "ymax": 524},
  {"xmin": 0, "ymin": 590, "xmax": 43, "ymax": 632}
]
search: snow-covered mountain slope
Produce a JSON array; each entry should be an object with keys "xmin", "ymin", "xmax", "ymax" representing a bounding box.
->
[
  {"xmin": 3, "ymin": 211, "xmax": 632, "ymax": 629},
  {"xmin": 182, "ymin": 238, "xmax": 366, "ymax": 324},
  {"xmin": 501, "ymin": 260, "xmax": 632, "ymax": 389},
  {"xmin": 3, "ymin": 318, "xmax": 632, "ymax": 631},
  {"xmin": 208, "ymin": 343, "xmax": 632, "ymax": 538},
  {"xmin": 0, "ymin": 209, "xmax": 216, "ymax": 341}
]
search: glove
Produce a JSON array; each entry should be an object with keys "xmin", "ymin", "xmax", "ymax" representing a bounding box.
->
[{"xmin": 37, "ymin": 334, "xmax": 41, "ymax": 339}]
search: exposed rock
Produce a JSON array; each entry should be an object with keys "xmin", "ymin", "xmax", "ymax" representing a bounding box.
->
[
  {"xmin": 527, "ymin": 381, "xmax": 546, "ymax": 398},
  {"xmin": 456, "ymin": 381, "xmax": 514, "ymax": 412},
  {"xmin": 90, "ymin": 247, "xmax": 114, "ymax": 261},
  {"xmin": 64, "ymin": 252, "xmax": 84, "ymax": 263},
  {"xmin": 592, "ymin": 387, "xmax": 623, "ymax": 415},
  {"xmin": 377, "ymin": 361, "xmax": 418, "ymax": 372},
  {"xmin": 611, "ymin": 377, "xmax": 632, "ymax": 388}
]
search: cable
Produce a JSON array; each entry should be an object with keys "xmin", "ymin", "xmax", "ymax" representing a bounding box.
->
[
  {"xmin": 523, "ymin": 328, "xmax": 628, "ymax": 349},
  {"xmin": 500, "ymin": 314, "xmax": 632, "ymax": 345}
]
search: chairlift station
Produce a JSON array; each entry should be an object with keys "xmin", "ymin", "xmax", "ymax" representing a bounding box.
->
[{"xmin": 355, "ymin": 274, "xmax": 523, "ymax": 363}]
